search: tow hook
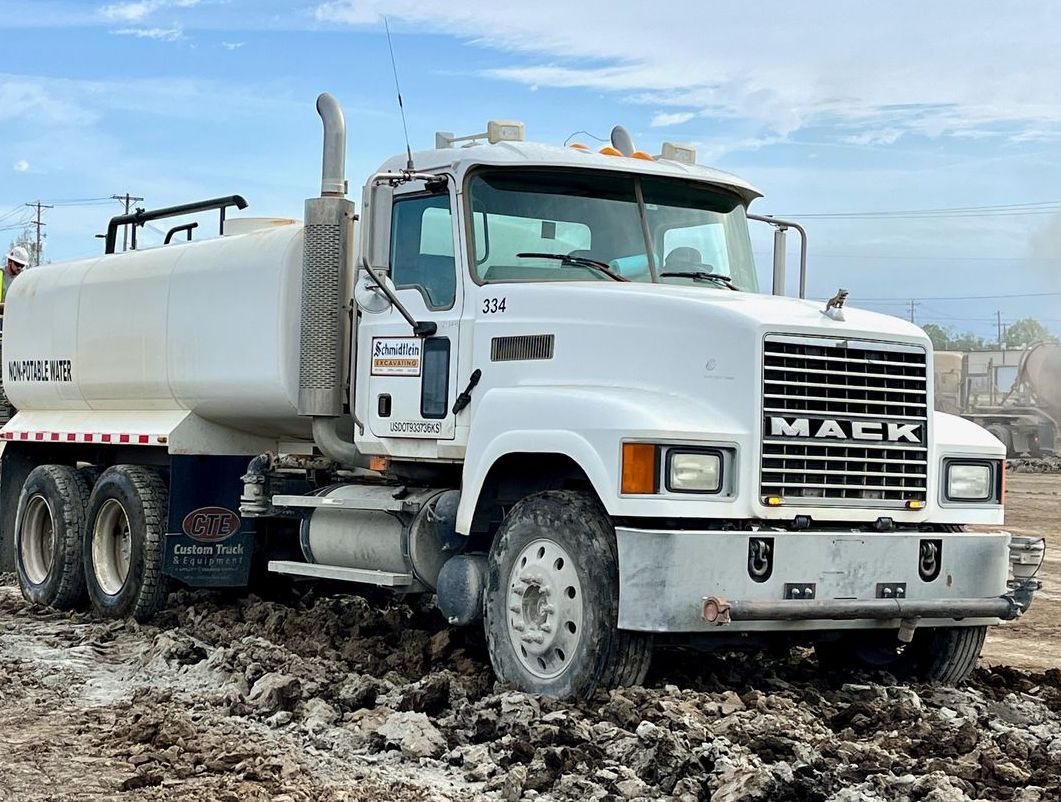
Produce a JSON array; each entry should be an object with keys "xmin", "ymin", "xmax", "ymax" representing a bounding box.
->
[
  {"xmin": 918, "ymin": 539, "xmax": 942, "ymax": 582},
  {"xmin": 747, "ymin": 537, "xmax": 773, "ymax": 583}
]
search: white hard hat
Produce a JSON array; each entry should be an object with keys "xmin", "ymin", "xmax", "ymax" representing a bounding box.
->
[{"xmin": 6, "ymin": 246, "xmax": 29, "ymax": 267}]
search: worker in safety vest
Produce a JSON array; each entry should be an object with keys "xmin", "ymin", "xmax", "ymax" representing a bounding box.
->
[{"xmin": 2, "ymin": 245, "xmax": 29, "ymax": 304}]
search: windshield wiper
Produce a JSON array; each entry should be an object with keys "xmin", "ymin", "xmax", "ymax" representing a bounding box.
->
[
  {"xmin": 517, "ymin": 252, "xmax": 628, "ymax": 282},
  {"xmin": 659, "ymin": 271, "xmax": 739, "ymax": 291}
]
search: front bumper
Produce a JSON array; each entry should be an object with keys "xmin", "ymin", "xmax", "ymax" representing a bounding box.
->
[{"xmin": 616, "ymin": 527, "xmax": 1038, "ymax": 633}]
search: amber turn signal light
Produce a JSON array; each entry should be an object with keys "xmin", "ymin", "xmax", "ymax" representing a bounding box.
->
[{"xmin": 621, "ymin": 443, "xmax": 659, "ymax": 494}]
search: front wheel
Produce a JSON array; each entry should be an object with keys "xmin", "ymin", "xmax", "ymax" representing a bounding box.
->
[
  {"xmin": 816, "ymin": 625, "xmax": 987, "ymax": 684},
  {"xmin": 484, "ymin": 490, "xmax": 651, "ymax": 698}
]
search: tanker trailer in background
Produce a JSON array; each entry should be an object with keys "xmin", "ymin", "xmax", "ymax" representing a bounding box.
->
[
  {"xmin": 932, "ymin": 344, "xmax": 1059, "ymax": 457},
  {"xmin": 0, "ymin": 93, "xmax": 1041, "ymax": 698}
]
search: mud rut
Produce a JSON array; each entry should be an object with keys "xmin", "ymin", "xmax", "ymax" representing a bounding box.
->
[{"xmin": 1, "ymin": 572, "xmax": 1060, "ymax": 802}]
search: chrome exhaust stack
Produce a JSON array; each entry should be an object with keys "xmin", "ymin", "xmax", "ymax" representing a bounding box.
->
[{"xmin": 298, "ymin": 92, "xmax": 366, "ymax": 467}]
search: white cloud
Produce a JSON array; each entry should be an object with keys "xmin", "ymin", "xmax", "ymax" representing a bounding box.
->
[
  {"xmin": 13, "ymin": 160, "xmax": 29, "ymax": 172},
  {"xmin": 222, "ymin": 41, "xmax": 244, "ymax": 50},
  {"xmin": 0, "ymin": 76, "xmax": 98, "ymax": 126},
  {"xmin": 314, "ymin": 1, "xmax": 1061, "ymax": 146},
  {"xmin": 651, "ymin": 111, "xmax": 695, "ymax": 128},
  {"xmin": 100, "ymin": 0, "xmax": 200, "ymax": 23},
  {"xmin": 113, "ymin": 25, "xmax": 183, "ymax": 40},
  {"xmin": 101, "ymin": 1, "xmax": 159, "ymax": 21}
]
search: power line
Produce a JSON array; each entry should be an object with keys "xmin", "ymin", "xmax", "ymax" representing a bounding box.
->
[
  {"xmin": 25, "ymin": 201, "xmax": 53, "ymax": 266},
  {"xmin": 776, "ymin": 200, "xmax": 1061, "ymax": 220},
  {"xmin": 857, "ymin": 290, "xmax": 1061, "ymax": 302},
  {"xmin": 112, "ymin": 193, "xmax": 144, "ymax": 252}
]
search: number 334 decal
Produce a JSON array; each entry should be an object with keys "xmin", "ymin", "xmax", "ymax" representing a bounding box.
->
[{"xmin": 482, "ymin": 297, "xmax": 507, "ymax": 314}]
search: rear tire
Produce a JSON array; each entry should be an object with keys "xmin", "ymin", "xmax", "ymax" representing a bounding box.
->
[
  {"xmin": 83, "ymin": 465, "xmax": 170, "ymax": 622},
  {"xmin": 817, "ymin": 625, "xmax": 987, "ymax": 684},
  {"xmin": 986, "ymin": 424, "xmax": 1013, "ymax": 457},
  {"xmin": 14, "ymin": 465, "xmax": 91, "ymax": 609},
  {"xmin": 484, "ymin": 490, "xmax": 652, "ymax": 698}
]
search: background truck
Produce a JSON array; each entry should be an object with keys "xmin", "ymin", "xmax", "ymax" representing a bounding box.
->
[
  {"xmin": 934, "ymin": 343, "xmax": 1061, "ymax": 457},
  {"xmin": 0, "ymin": 94, "xmax": 1041, "ymax": 698}
]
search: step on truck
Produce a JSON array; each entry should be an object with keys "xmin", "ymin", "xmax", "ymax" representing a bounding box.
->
[{"xmin": 0, "ymin": 94, "xmax": 1044, "ymax": 697}]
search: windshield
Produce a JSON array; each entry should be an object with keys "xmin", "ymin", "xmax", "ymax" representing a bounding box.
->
[{"xmin": 467, "ymin": 168, "xmax": 758, "ymax": 292}]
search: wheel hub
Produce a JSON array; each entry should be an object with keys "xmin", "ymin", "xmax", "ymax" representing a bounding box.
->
[
  {"xmin": 506, "ymin": 538, "xmax": 584, "ymax": 679},
  {"xmin": 20, "ymin": 494, "xmax": 55, "ymax": 585},
  {"xmin": 92, "ymin": 499, "xmax": 132, "ymax": 596}
]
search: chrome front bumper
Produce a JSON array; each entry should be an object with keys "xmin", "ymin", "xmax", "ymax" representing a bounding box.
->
[{"xmin": 616, "ymin": 527, "xmax": 1041, "ymax": 633}]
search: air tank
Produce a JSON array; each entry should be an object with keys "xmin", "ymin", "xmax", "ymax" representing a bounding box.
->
[
  {"xmin": 3, "ymin": 221, "xmax": 311, "ymax": 439},
  {"xmin": 1019, "ymin": 343, "xmax": 1061, "ymax": 420}
]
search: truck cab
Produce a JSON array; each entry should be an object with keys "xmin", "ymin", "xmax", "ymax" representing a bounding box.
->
[{"xmin": 0, "ymin": 95, "xmax": 1043, "ymax": 698}]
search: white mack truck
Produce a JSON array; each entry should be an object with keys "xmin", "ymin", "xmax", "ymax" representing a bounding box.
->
[{"xmin": 0, "ymin": 94, "xmax": 1043, "ymax": 698}]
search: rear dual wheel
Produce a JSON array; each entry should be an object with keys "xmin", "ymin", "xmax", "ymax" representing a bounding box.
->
[
  {"xmin": 15, "ymin": 465, "xmax": 92, "ymax": 609},
  {"xmin": 14, "ymin": 463, "xmax": 170, "ymax": 622},
  {"xmin": 83, "ymin": 466, "xmax": 170, "ymax": 622}
]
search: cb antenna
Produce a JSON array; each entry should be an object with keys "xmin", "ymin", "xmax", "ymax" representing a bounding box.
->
[{"xmin": 384, "ymin": 16, "xmax": 414, "ymax": 171}]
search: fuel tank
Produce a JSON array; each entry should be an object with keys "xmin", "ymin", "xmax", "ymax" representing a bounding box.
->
[{"xmin": 3, "ymin": 221, "xmax": 311, "ymax": 438}]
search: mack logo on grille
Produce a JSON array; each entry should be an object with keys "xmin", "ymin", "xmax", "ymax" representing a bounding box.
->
[{"xmin": 768, "ymin": 416, "xmax": 922, "ymax": 443}]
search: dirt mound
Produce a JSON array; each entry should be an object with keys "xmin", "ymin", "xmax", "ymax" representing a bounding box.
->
[
  {"xmin": 1008, "ymin": 456, "xmax": 1061, "ymax": 473},
  {"xmin": 2, "ymin": 578, "xmax": 1061, "ymax": 800}
]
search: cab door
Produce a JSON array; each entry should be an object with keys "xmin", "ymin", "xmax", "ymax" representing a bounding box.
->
[{"xmin": 356, "ymin": 181, "xmax": 464, "ymax": 454}]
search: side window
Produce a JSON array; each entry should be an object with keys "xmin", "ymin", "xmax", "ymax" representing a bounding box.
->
[{"xmin": 390, "ymin": 193, "xmax": 456, "ymax": 308}]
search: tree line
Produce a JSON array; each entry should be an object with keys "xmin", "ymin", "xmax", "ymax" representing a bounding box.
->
[{"xmin": 922, "ymin": 318, "xmax": 1058, "ymax": 351}]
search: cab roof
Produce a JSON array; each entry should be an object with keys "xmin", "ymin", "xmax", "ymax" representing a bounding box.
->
[{"xmin": 375, "ymin": 140, "xmax": 763, "ymax": 205}]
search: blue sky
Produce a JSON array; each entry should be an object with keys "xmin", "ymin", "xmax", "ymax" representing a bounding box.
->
[{"xmin": 3, "ymin": 0, "xmax": 1061, "ymax": 340}]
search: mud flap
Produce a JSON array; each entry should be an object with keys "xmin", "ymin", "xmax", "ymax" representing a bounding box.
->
[{"xmin": 162, "ymin": 455, "xmax": 255, "ymax": 587}]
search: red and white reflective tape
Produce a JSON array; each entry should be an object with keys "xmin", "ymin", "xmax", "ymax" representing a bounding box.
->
[{"xmin": 0, "ymin": 431, "xmax": 167, "ymax": 446}]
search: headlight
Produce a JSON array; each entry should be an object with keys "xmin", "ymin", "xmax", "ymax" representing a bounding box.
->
[
  {"xmin": 945, "ymin": 462, "xmax": 994, "ymax": 501},
  {"xmin": 667, "ymin": 451, "xmax": 722, "ymax": 493}
]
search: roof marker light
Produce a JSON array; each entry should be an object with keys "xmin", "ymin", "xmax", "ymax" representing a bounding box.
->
[
  {"xmin": 435, "ymin": 120, "xmax": 525, "ymax": 149},
  {"xmin": 599, "ymin": 146, "xmax": 623, "ymax": 157},
  {"xmin": 661, "ymin": 142, "xmax": 697, "ymax": 165}
]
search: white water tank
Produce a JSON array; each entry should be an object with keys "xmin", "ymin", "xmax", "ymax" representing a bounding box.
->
[{"xmin": 3, "ymin": 221, "xmax": 312, "ymax": 438}]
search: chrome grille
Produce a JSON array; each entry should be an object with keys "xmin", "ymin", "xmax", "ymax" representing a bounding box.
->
[{"xmin": 761, "ymin": 335, "xmax": 929, "ymax": 507}]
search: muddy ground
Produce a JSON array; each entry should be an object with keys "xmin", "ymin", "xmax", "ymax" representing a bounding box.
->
[{"xmin": 1, "ymin": 472, "xmax": 1059, "ymax": 802}]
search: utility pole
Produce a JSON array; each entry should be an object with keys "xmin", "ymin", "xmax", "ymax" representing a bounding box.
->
[
  {"xmin": 908, "ymin": 299, "xmax": 918, "ymax": 324},
  {"xmin": 111, "ymin": 193, "xmax": 144, "ymax": 252},
  {"xmin": 996, "ymin": 310, "xmax": 1004, "ymax": 346},
  {"xmin": 24, "ymin": 201, "xmax": 53, "ymax": 266}
]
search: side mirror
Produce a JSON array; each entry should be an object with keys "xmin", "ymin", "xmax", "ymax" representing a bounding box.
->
[
  {"xmin": 354, "ymin": 266, "xmax": 392, "ymax": 313},
  {"xmin": 356, "ymin": 257, "xmax": 437, "ymax": 337},
  {"xmin": 747, "ymin": 214, "xmax": 808, "ymax": 299}
]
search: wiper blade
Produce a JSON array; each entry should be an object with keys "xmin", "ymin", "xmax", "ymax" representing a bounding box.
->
[
  {"xmin": 659, "ymin": 271, "xmax": 739, "ymax": 291},
  {"xmin": 517, "ymin": 252, "xmax": 628, "ymax": 282}
]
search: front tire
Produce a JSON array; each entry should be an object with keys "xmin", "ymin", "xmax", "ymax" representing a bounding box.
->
[
  {"xmin": 14, "ymin": 465, "xmax": 91, "ymax": 609},
  {"xmin": 817, "ymin": 625, "xmax": 987, "ymax": 684},
  {"xmin": 83, "ymin": 465, "xmax": 170, "ymax": 622},
  {"xmin": 484, "ymin": 490, "xmax": 651, "ymax": 698}
]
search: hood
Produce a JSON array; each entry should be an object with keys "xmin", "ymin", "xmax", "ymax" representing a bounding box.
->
[{"xmin": 545, "ymin": 281, "xmax": 929, "ymax": 346}]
